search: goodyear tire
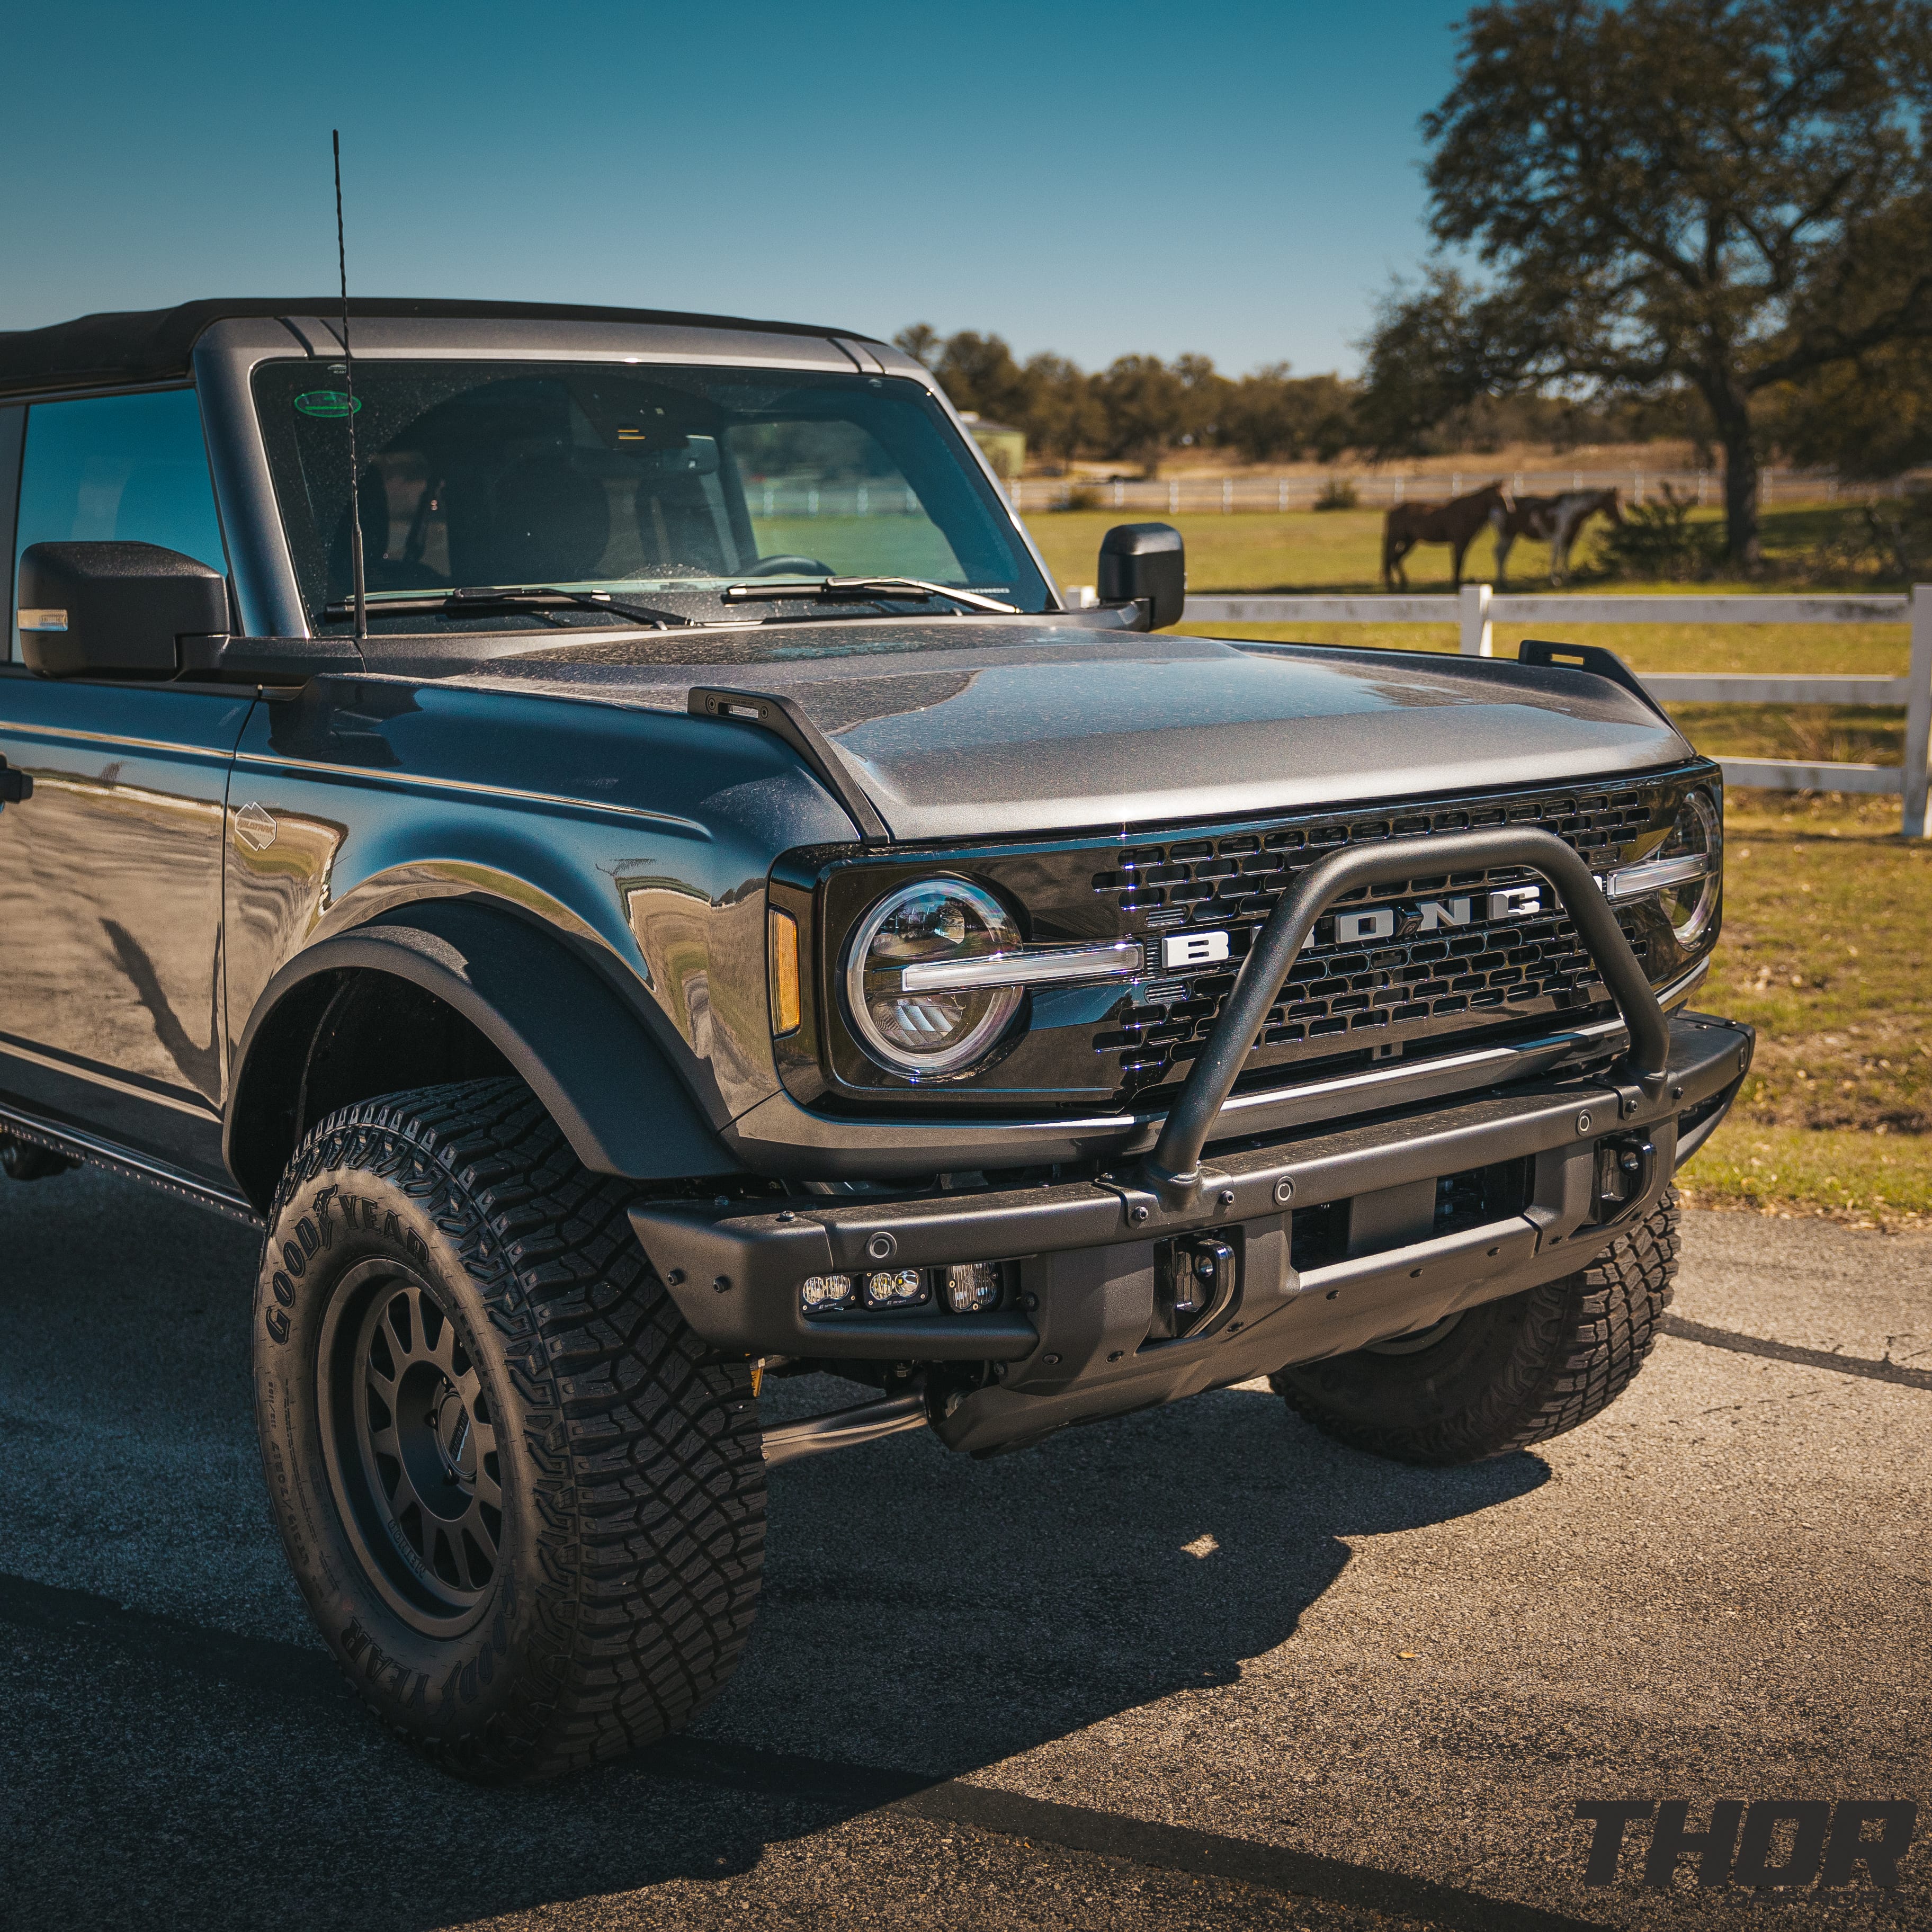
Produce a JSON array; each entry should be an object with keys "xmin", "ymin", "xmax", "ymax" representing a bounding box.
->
[
  {"xmin": 252, "ymin": 1077, "xmax": 765, "ymax": 1782},
  {"xmin": 1272, "ymin": 1192, "xmax": 1679, "ymax": 1466}
]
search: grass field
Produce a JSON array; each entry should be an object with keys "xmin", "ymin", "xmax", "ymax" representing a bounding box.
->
[
  {"xmin": 1022, "ymin": 502, "xmax": 1929, "ymax": 1228},
  {"xmin": 1679, "ymin": 795, "xmax": 1932, "ymax": 1228},
  {"xmin": 1025, "ymin": 498, "xmax": 1900, "ymax": 597},
  {"xmin": 1664, "ymin": 702, "xmax": 1905, "ymax": 766}
]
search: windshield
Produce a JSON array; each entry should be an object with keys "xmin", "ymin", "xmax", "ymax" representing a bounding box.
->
[{"xmin": 251, "ymin": 359, "xmax": 1051, "ymax": 632}]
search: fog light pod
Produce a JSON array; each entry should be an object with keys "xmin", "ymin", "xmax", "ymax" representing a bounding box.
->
[
  {"xmin": 800, "ymin": 1273, "xmax": 855, "ymax": 1313},
  {"xmin": 944, "ymin": 1262, "xmax": 1002, "ymax": 1314},
  {"xmin": 863, "ymin": 1267, "xmax": 927, "ymax": 1309}
]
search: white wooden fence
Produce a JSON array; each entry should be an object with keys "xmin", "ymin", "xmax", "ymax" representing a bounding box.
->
[
  {"xmin": 1178, "ymin": 585, "xmax": 1932, "ymax": 837},
  {"xmin": 1012, "ymin": 469, "xmax": 1894, "ymax": 514}
]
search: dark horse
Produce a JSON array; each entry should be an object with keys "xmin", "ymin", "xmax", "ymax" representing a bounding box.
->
[{"xmin": 1381, "ymin": 480, "xmax": 1510, "ymax": 589}]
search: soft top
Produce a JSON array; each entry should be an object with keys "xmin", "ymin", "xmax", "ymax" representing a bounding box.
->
[{"xmin": 0, "ymin": 297, "xmax": 881, "ymax": 400}]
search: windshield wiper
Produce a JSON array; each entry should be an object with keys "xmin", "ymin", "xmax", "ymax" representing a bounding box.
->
[
  {"xmin": 321, "ymin": 586, "xmax": 699, "ymax": 628},
  {"xmin": 720, "ymin": 576, "xmax": 1018, "ymax": 616}
]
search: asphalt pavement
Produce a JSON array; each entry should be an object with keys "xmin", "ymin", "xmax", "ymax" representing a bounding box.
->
[{"xmin": 1, "ymin": 1164, "xmax": 1926, "ymax": 1932}]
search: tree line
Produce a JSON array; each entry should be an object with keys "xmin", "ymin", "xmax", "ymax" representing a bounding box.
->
[
  {"xmin": 892, "ymin": 326, "xmax": 1357, "ymax": 474},
  {"xmin": 896, "ymin": 323, "xmax": 1715, "ymax": 477},
  {"xmin": 908, "ymin": 1, "xmax": 1932, "ymax": 569}
]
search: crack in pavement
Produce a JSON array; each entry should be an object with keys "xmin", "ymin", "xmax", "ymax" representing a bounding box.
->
[
  {"xmin": 0, "ymin": 1568, "xmax": 1611, "ymax": 1932},
  {"xmin": 1660, "ymin": 1316, "xmax": 1932, "ymax": 1391}
]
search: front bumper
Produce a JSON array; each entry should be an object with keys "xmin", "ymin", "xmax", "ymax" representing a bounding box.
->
[
  {"xmin": 632, "ymin": 1009, "xmax": 1751, "ymax": 1453},
  {"xmin": 715, "ymin": 961, "xmax": 1710, "ymax": 1182}
]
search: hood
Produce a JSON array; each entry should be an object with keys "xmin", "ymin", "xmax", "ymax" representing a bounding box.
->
[{"xmin": 460, "ymin": 620, "xmax": 1692, "ymax": 841}]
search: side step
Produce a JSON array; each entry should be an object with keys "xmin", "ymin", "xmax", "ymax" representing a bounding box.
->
[
  {"xmin": 761, "ymin": 1392, "xmax": 929, "ymax": 1470},
  {"xmin": 0, "ymin": 1104, "xmax": 262, "ymax": 1228}
]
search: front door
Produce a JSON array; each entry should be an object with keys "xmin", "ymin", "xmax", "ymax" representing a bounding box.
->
[{"xmin": 0, "ymin": 388, "xmax": 253, "ymax": 1180}]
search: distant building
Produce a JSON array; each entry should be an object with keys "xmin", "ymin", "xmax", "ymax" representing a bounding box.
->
[{"xmin": 959, "ymin": 411, "xmax": 1025, "ymax": 480}]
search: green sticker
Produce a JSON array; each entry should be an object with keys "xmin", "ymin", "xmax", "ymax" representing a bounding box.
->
[{"xmin": 294, "ymin": 390, "xmax": 362, "ymax": 418}]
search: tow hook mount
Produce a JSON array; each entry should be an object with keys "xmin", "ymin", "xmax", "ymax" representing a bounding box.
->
[{"xmin": 1151, "ymin": 1233, "xmax": 1239, "ymax": 1343}]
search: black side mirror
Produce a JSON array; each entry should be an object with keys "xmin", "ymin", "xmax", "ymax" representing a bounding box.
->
[
  {"xmin": 16, "ymin": 541, "xmax": 229, "ymax": 678},
  {"xmin": 1097, "ymin": 522, "xmax": 1185, "ymax": 630}
]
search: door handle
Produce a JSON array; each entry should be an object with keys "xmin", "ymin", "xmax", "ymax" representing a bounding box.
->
[{"xmin": 0, "ymin": 754, "xmax": 30, "ymax": 805}]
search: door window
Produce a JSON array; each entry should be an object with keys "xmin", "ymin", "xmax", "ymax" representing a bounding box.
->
[{"xmin": 11, "ymin": 389, "xmax": 227, "ymax": 661}]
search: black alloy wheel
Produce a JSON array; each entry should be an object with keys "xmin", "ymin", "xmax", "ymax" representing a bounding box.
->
[{"xmin": 321, "ymin": 1264, "xmax": 503, "ymax": 1627}]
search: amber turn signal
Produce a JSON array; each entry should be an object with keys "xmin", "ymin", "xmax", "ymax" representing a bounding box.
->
[{"xmin": 768, "ymin": 907, "xmax": 801, "ymax": 1035}]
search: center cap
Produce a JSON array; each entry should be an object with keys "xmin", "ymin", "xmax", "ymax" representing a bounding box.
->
[{"xmin": 433, "ymin": 1382, "xmax": 475, "ymax": 1483}]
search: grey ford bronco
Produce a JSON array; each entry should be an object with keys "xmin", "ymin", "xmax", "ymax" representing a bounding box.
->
[{"xmin": 0, "ymin": 297, "xmax": 1749, "ymax": 1783}]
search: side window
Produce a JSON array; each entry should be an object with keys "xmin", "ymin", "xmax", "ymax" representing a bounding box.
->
[{"xmin": 10, "ymin": 389, "xmax": 227, "ymax": 663}]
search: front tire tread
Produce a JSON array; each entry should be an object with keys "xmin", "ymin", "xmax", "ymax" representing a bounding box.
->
[{"xmin": 262, "ymin": 1076, "xmax": 763, "ymax": 1782}]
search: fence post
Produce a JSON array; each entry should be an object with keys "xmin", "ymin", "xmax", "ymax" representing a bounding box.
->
[
  {"xmin": 1459, "ymin": 582, "xmax": 1493, "ymax": 657},
  {"xmin": 1905, "ymin": 583, "xmax": 1932, "ymax": 838}
]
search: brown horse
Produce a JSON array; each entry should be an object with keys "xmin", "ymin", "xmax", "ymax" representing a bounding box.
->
[
  {"xmin": 1491, "ymin": 487, "xmax": 1622, "ymax": 586},
  {"xmin": 1382, "ymin": 481, "xmax": 1510, "ymax": 589}
]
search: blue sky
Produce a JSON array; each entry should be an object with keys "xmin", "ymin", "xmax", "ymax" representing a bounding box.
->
[{"xmin": 1, "ymin": 1, "xmax": 1473, "ymax": 377}]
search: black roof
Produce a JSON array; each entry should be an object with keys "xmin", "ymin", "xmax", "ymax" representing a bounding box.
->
[{"xmin": 0, "ymin": 297, "xmax": 881, "ymax": 400}]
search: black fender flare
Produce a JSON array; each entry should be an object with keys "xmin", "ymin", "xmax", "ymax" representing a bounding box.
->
[{"xmin": 226, "ymin": 898, "xmax": 737, "ymax": 1205}]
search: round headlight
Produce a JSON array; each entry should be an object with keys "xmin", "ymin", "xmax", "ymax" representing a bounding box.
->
[
  {"xmin": 844, "ymin": 879, "xmax": 1023, "ymax": 1076},
  {"xmin": 1659, "ymin": 788, "xmax": 1722, "ymax": 945}
]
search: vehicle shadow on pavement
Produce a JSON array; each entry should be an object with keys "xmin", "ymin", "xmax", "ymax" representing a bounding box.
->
[
  {"xmin": 733, "ymin": 1370, "xmax": 1548, "ymax": 1780},
  {"xmin": 1, "ymin": 1167, "xmax": 1549, "ymax": 1930}
]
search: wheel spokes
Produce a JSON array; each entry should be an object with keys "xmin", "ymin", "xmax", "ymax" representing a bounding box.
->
[
  {"xmin": 349, "ymin": 1275, "xmax": 500, "ymax": 1605},
  {"xmin": 386, "ymin": 1289, "xmax": 415, "ymax": 1357}
]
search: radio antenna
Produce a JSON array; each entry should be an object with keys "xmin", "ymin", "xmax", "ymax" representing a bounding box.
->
[{"xmin": 332, "ymin": 129, "xmax": 368, "ymax": 641}]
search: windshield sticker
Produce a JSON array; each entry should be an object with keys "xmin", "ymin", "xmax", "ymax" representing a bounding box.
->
[{"xmin": 294, "ymin": 390, "xmax": 362, "ymax": 419}]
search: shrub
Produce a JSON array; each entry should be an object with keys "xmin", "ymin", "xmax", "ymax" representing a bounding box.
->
[
  {"xmin": 1060, "ymin": 484, "xmax": 1103, "ymax": 512},
  {"xmin": 1855, "ymin": 488, "xmax": 1932, "ymax": 579},
  {"xmin": 1599, "ymin": 482, "xmax": 1723, "ymax": 580},
  {"xmin": 1313, "ymin": 476, "xmax": 1359, "ymax": 511}
]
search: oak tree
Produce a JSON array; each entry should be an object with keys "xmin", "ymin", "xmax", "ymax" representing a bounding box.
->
[{"xmin": 1378, "ymin": 0, "xmax": 1932, "ymax": 564}]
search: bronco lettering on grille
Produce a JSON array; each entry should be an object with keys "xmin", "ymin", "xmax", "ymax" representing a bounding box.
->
[{"xmin": 1082, "ymin": 779, "xmax": 1677, "ymax": 1092}]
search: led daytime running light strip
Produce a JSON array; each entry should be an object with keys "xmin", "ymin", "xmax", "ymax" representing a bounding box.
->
[
  {"xmin": 1597, "ymin": 853, "xmax": 1711, "ymax": 902},
  {"xmin": 897, "ymin": 940, "xmax": 1145, "ymax": 994}
]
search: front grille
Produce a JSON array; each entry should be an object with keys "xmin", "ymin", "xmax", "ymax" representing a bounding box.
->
[
  {"xmin": 1086, "ymin": 784, "xmax": 1665, "ymax": 1095},
  {"xmin": 795, "ymin": 762, "xmax": 1714, "ymax": 1113}
]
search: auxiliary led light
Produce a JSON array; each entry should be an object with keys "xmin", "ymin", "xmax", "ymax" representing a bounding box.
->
[
  {"xmin": 800, "ymin": 1273, "xmax": 855, "ymax": 1312},
  {"xmin": 863, "ymin": 1268, "xmax": 927, "ymax": 1309},
  {"xmin": 944, "ymin": 1262, "xmax": 1002, "ymax": 1314},
  {"xmin": 802, "ymin": 1264, "xmax": 1004, "ymax": 1317}
]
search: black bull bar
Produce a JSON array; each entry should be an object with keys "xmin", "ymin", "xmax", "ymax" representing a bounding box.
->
[
  {"xmin": 631, "ymin": 827, "xmax": 1749, "ymax": 1384},
  {"xmin": 1140, "ymin": 825, "xmax": 1670, "ymax": 1208}
]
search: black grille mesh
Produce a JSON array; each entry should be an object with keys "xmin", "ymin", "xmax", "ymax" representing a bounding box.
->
[{"xmin": 1087, "ymin": 785, "xmax": 1662, "ymax": 1089}]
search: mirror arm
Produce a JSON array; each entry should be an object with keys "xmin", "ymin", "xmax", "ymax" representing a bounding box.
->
[{"xmin": 176, "ymin": 635, "xmax": 367, "ymax": 684}]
